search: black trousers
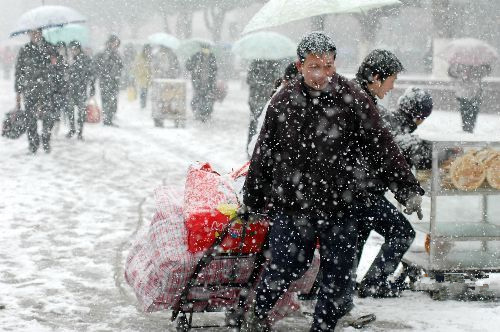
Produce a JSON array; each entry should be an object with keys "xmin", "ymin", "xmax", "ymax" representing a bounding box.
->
[
  {"xmin": 100, "ymin": 85, "xmax": 119, "ymax": 125},
  {"xmin": 457, "ymin": 97, "xmax": 481, "ymax": 133},
  {"xmin": 254, "ymin": 211, "xmax": 358, "ymax": 331},
  {"xmin": 356, "ymin": 194, "xmax": 415, "ymax": 288},
  {"xmin": 67, "ymin": 93, "xmax": 87, "ymax": 135},
  {"xmin": 24, "ymin": 95, "xmax": 55, "ymax": 152}
]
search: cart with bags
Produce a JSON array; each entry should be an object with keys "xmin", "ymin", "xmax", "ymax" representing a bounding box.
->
[
  {"xmin": 151, "ymin": 78, "xmax": 187, "ymax": 128},
  {"xmin": 400, "ymin": 139, "xmax": 500, "ymax": 300},
  {"xmin": 124, "ymin": 162, "xmax": 320, "ymax": 331}
]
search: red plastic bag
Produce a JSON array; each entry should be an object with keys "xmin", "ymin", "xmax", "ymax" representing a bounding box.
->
[
  {"xmin": 85, "ymin": 98, "xmax": 101, "ymax": 123},
  {"xmin": 183, "ymin": 162, "xmax": 268, "ymax": 253}
]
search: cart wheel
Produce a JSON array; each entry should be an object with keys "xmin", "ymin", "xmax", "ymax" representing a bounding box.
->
[{"xmin": 176, "ymin": 315, "xmax": 190, "ymax": 332}]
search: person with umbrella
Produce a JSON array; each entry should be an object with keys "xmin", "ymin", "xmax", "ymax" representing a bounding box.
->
[
  {"xmin": 448, "ymin": 63, "xmax": 490, "ymax": 133},
  {"xmin": 14, "ymin": 28, "xmax": 58, "ymax": 154},
  {"xmin": 66, "ymin": 40, "xmax": 94, "ymax": 140},
  {"xmin": 442, "ymin": 38, "xmax": 498, "ymax": 133},
  {"xmin": 240, "ymin": 32, "xmax": 424, "ymax": 332},
  {"xmin": 94, "ymin": 35, "xmax": 123, "ymax": 127},
  {"xmin": 185, "ymin": 46, "xmax": 217, "ymax": 122}
]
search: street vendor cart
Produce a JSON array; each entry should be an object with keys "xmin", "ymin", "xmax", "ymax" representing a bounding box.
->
[
  {"xmin": 151, "ymin": 78, "xmax": 187, "ymax": 128},
  {"xmin": 401, "ymin": 137, "xmax": 500, "ymax": 299}
]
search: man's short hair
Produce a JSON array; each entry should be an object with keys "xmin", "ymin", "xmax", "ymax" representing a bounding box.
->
[
  {"xmin": 356, "ymin": 49, "xmax": 404, "ymax": 84},
  {"xmin": 297, "ymin": 31, "xmax": 337, "ymax": 63}
]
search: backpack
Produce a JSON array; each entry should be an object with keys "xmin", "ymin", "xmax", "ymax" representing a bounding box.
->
[{"xmin": 2, "ymin": 109, "xmax": 27, "ymax": 139}]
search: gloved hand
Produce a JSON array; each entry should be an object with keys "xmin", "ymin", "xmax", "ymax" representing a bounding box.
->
[{"xmin": 404, "ymin": 194, "xmax": 423, "ymax": 220}]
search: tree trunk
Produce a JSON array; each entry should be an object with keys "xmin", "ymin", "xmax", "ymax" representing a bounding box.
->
[
  {"xmin": 176, "ymin": 11, "xmax": 193, "ymax": 39},
  {"xmin": 204, "ymin": 7, "xmax": 227, "ymax": 42}
]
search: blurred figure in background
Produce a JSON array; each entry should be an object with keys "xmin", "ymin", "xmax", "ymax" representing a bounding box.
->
[
  {"xmin": 122, "ymin": 43, "xmax": 137, "ymax": 91},
  {"xmin": 1, "ymin": 46, "xmax": 16, "ymax": 79},
  {"xmin": 185, "ymin": 47, "xmax": 217, "ymax": 122},
  {"xmin": 94, "ymin": 35, "xmax": 123, "ymax": 126},
  {"xmin": 66, "ymin": 40, "xmax": 94, "ymax": 140},
  {"xmin": 52, "ymin": 41, "xmax": 69, "ymax": 129},
  {"xmin": 133, "ymin": 44, "xmax": 153, "ymax": 109},
  {"xmin": 153, "ymin": 46, "xmax": 180, "ymax": 79},
  {"xmin": 448, "ymin": 63, "xmax": 490, "ymax": 133},
  {"xmin": 246, "ymin": 59, "xmax": 280, "ymax": 148},
  {"xmin": 14, "ymin": 29, "xmax": 57, "ymax": 153}
]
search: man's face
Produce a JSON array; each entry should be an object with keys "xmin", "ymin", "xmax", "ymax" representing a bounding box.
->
[
  {"xmin": 29, "ymin": 30, "xmax": 43, "ymax": 44},
  {"xmin": 296, "ymin": 53, "xmax": 335, "ymax": 91},
  {"xmin": 370, "ymin": 74, "xmax": 397, "ymax": 99}
]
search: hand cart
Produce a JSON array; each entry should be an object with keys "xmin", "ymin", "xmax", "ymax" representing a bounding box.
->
[
  {"xmin": 171, "ymin": 214, "xmax": 269, "ymax": 331},
  {"xmin": 400, "ymin": 139, "xmax": 500, "ymax": 300}
]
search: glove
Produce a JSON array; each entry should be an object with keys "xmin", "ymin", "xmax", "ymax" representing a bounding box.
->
[{"xmin": 404, "ymin": 194, "xmax": 423, "ymax": 220}]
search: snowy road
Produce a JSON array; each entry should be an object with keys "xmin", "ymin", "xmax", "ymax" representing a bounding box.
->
[{"xmin": 1, "ymin": 78, "xmax": 500, "ymax": 331}]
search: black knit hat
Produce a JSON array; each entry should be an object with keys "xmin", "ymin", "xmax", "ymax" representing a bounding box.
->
[{"xmin": 397, "ymin": 87, "xmax": 433, "ymax": 120}]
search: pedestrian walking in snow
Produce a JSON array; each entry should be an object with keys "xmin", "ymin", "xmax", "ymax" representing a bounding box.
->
[
  {"xmin": 52, "ymin": 41, "xmax": 69, "ymax": 130},
  {"xmin": 94, "ymin": 35, "xmax": 123, "ymax": 127},
  {"xmin": 66, "ymin": 41, "xmax": 94, "ymax": 140},
  {"xmin": 133, "ymin": 44, "xmax": 153, "ymax": 110},
  {"xmin": 352, "ymin": 52, "xmax": 433, "ymax": 298},
  {"xmin": 448, "ymin": 63, "xmax": 490, "ymax": 133},
  {"xmin": 185, "ymin": 47, "xmax": 217, "ymax": 122},
  {"xmin": 246, "ymin": 59, "xmax": 280, "ymax": 148},
  {"xmin": 14, "ymin": 29, "xmax": 58, "ymax": 154},
  {"xmin": 240, "ymin": 33, "xmax": 424, "ymax": 332}
]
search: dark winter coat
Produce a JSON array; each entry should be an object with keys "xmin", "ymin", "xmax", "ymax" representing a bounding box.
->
[
  {"xmin": 68, "ymin": 52, "xmax": 94, "ymax": 97},
  {"xmin": 247, "ymin": 60, "xmax": 280, "ymax": 111},
  {"xmin": 243, "ymin": 74, "xmax": 424, "ymax": 217},
  {"xmin": 15, "ymin": 38, "xmax": 57, "ymax": 98},
  {"xmin": 93, "ymin": 48, "xmax": 123, "ymax": 92},
  {"xmin": 52, "ymin": 53, "xmax": 69, "ymax": 95},
  {"xmin": 380, "ymin": 106, "xmax": 432, "ymax": 170},
  {"xmin": 185, "ymin": 51, "xmax": 217, "ymax": 94}
]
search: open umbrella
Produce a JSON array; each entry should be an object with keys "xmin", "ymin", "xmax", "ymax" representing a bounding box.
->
[
  {"xmin": 147, "ymin": 33, "xmax": 181, "ymax": 50},
  {"xmin": 232, "ymin": 32, "xmax": 296, "ymax": 60},
  {"xmin": 177, "ymin": 38, "xmax": 215, "ymax": 60},
  {"xmin": 439, "ymin": 38, "xmax": 498, "ymax": 66},
  {"xmin": 43, "ymin": 24, "xmax": 89, "ymax": 46},
  {"xmin": 10, "ymin": 5, "xmax": 86, "ymax": 37},
  {"xmin": 242, "ymin": 0, "xmax": 400, "ymax": 34}
]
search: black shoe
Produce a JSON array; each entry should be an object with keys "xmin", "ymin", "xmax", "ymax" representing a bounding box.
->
[
  {"xmin": 66, "ymin": 130, "xmax": 75, "ymax": 138},
  {"xmin": 77, "ymin": 134, "xmax": 84, "ymax": 141},
  {"xmin": 43, "ymin": 145, "xmax": 51, "ymax": 154}
]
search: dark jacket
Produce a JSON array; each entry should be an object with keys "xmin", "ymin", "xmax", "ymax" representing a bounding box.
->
[
  {"xmin": 185, "ymin": 51, "xmax": 217, "ymax": 93},
  {"xmin": 243, "ymin": 74, "xmax": 423, "ymax": 217},
  {"xmin": 380, "ymin": 106, "xmax": 432, "ymax": 170},
  {"xmin": 15, "ymin": 38, "xmax": 56, "ymax": 98},
  {"xmin": 247, "ymin": 60, "xmax": 280, "ymax": 110},
  {"xmin": 93, "ymin": 48, "xmax": 123, "ymax": 92},
  {"xmin": 68, "ymin": 52, "xmax": 94, "ymax": 97}
]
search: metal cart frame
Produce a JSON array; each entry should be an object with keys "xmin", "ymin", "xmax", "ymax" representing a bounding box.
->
[
  {"xmin": 171, "ymin": 215, "xmax": 268, "ymax": 331},
  {"xmin": 401, "ymin": 140, "xmax": 500, "ymax": 299}
]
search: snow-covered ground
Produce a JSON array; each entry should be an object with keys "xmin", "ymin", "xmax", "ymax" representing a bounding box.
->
[{"xmin": 1, "ymin": 76, "xmax": 500, "ymax": 332}]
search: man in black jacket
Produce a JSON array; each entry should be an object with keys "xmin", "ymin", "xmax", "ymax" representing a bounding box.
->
[
  {"xmin": 15, "ymin": 29, "xmax": 57, "ymax": 154},
  {"xmin": 351, "ymin": 50, "xmax": 432, "ymax": 299},
  {"xmin": 241, "ymin": 32, "xmax": 424, "ymax": 331},
  {"xmin": 66, "ymin": 41, "xmax": 94, "ymax": 140},
  {"xmin": 94, "ymin": 35, "xmax": 123, "ymax": 126},
  {"xmin": 185, "ymin": 47, "xmax": 217, "ymax": 122}
]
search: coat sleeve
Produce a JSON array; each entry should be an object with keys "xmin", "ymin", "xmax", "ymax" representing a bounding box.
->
[
  {"xmin": 355, "ymin": 95, "xmax": 424, "ymax": 204},
  {"xmin": 242, "ymin": 99, "xmax": 279, "ymax": 211}
]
